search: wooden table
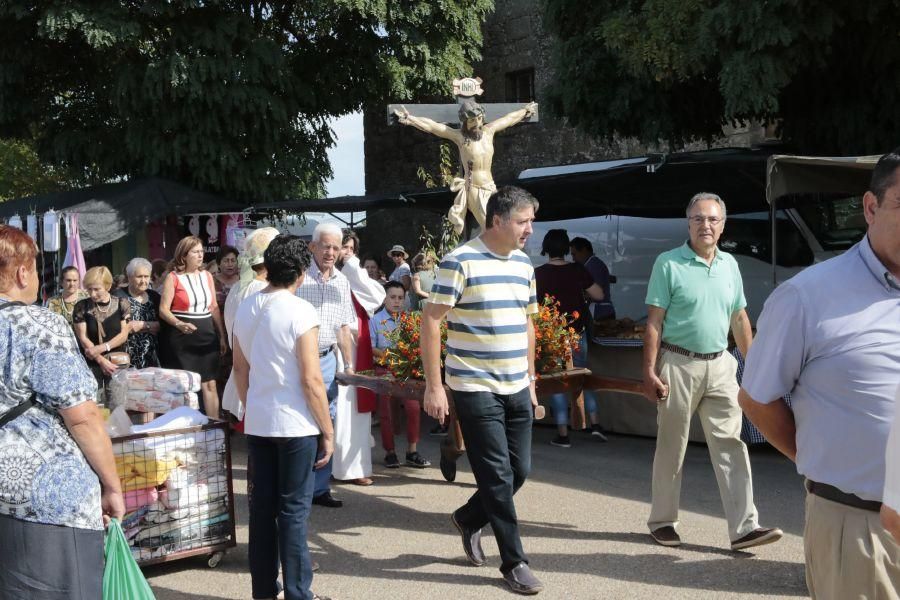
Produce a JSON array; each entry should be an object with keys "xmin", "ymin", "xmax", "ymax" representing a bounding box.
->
[{"xmin": 336, "ymin": 369, "xmax": 643, "ymax": 482}]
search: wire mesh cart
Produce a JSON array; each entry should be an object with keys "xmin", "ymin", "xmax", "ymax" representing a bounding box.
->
[{"xmin": 111, "ymin": 419, "xmax": 237, "ymax": 568}]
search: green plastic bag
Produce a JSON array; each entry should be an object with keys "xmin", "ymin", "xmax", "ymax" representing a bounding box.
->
[{"xmin": 103, "ymin": 518, "xmax": 156, "ymax": 600}]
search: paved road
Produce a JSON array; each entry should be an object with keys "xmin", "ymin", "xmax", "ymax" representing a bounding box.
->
[{"xmin": 145, "ymin": 422, "xmax": 808, "ymax": 599}]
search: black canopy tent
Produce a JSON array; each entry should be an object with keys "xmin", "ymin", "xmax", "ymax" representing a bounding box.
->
[
  {"xmin": 0, "ymin": 147, "xmax": 776, "ymax": 249},
  {"xmin": 0, "ymin": 177, "xmax": 243, "ymax": 251},
  {"xmin": 249, "ymin": 147, "xmax": 775, "ymax": 222}
]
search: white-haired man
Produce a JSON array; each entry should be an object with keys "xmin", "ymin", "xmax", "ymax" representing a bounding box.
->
[
  {"xmin": 297, "ymin": 222, "xmax": 356, "ymax": 508},
  {"xmin": 643, "ymin": 192, "xmax": 781, "ymax": 551}
]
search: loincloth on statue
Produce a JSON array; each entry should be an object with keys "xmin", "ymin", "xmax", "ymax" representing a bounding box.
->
[{"xmin": 448, "ymin": 178, "xmax": 497, "ymax": 234}]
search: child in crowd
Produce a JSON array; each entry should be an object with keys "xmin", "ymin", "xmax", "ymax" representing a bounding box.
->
[{"xmin": 369, "ymin": 281, "xmax": 430, "ymax": 469}]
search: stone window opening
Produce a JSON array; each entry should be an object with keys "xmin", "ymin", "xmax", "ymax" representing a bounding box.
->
[{"xmin": 505, "ymin": 68, "xmax": 535, "ymax": 103}]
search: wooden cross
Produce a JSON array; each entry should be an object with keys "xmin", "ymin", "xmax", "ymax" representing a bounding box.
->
[{"xmin": 385, "ymin": 76, "xmax": 540, "ymax": 125}]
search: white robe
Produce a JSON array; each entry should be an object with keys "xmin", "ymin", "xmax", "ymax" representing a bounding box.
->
[{"xmin": 332, "ymin": 256, "xmax": 386, "ymax": 481}]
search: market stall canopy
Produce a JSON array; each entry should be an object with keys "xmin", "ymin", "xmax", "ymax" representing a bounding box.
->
[
  {"xmin": 252, "ymin": 147, "xmax": 778, "ymax": 221},
  {"xmin": 514, "ymin": 147, "xmax": 775, "ymax": 219},
  {"xmin": 0, "ymin": 178, "xmax": 243, "ymax": 250},
  {"xmin": 766, "ymin": 154, "xmax": 882, "ymax": 204},
  {"xmin": 249, "ymin": 193, "xmax": 425, "ymax": 213}
]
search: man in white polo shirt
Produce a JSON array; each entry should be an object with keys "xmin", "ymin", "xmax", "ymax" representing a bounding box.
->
[{"xmin": 740, "ymin": 148, "xmax": 900, "ymax": 598}]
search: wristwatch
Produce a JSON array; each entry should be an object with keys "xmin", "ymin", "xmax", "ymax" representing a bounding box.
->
[{"xmin": 528, "ymin": 374, "xmax": 537, "ymax": 383}]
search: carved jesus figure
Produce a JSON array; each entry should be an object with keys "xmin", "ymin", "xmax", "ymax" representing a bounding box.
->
[{"xmin": 394, "ymin": 99, "xmax": 537, "ymax": 234}]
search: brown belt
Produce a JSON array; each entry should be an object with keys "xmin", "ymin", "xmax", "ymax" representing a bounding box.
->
[
  {"xmin": 805, "ymin": 479, "xmax": 882, "ymax": 512},
  {"xmin": 660, "ymin": 341, "xmax": 723, "ymax": 361}
]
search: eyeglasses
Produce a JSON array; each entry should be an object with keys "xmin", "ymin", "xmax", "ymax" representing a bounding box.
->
[
  {"xmin": 391, "ymin": 252, "xmax": 404, "ymax": 257},
  {"xmin": 688, "ymin": 216, "xmax": 724, "ymax": 226}
]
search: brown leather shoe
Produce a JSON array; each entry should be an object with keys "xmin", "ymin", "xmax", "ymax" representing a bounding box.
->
[
  {"xmin": 351, "ymin": 477, "xmax": 374, "ymax": 486},
  {"xmin": 650, "ymin": 526, "xmax": 682, "ymax": 547}
]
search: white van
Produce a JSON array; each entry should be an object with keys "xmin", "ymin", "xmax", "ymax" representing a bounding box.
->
[{"xmin": 525, "ymin": 195, "xmax": 865, "ymax": 323}]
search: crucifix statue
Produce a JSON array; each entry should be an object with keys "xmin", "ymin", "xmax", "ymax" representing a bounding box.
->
[{"xmin": 389, "ymin": 77, "xmax": 538, "ymax": 234}]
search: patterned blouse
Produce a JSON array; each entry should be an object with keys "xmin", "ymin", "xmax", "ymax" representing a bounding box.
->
[
  {"xmin": 115, "ymin": 288, "xmax": 161, "ymax": 369},
  {"xmin": 0, "ymin": 301, "xmax": 102, "ymax": 530},
  {"xmin": 45, "ymin": 290, "xmax": 89, "ymax": 327}
]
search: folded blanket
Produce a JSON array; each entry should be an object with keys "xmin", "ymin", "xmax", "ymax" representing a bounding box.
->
[
  {"xmin": 135, "ymin": 518, "xmax": 230, "ymax": 548},
  {"xmin": 144, "ymin": 498, "xmax": 228, "ymax": 525},
  {"xmin": 160, "ymin": 475, "xmax": 228, "ymax": 509},
  {"xmin": 115, "ymin": 454, "xmax": 178, "ymax": 492},
  {"xmin": 121, "ymin": 504, "xmax": 151, "ymax": 530},
  {"xmin": 125, "ymin": 367, "xmax": 202, "ymax": 394},
  {"xmin": 123, "ymin": 486, "xmax": 159, "ymax": 512},
  {"xmin": 112, "ymin": 430, "xmax": 225, "ymax": 462},
  {"xmin": 131, "ymin": 407, "xmax": 208, "ymax": 435},
  {"xmin": 125, "ymin": 390, "xmax": 199, "ymax": 413},
  {"xmin": 135, "ymin": 506, "xmax": 229, "ymax": 540}
]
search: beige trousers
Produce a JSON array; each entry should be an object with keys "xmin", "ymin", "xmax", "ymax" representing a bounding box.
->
[
  {"xmin": 805, "ymin": 493, "xmax": 900, "ymax": 599},
  {"xmin": 648, "ymin": 349, "xmax": 759, "ymax": 540}
]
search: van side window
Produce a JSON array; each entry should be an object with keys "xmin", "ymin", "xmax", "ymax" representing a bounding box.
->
[
  {"xmin": 718, "ymin": 210, "xmax": 814, "ymax": 268},
  {"xmin": 794, "ymin": 195, "xmax": 866, "ymax": 252}
]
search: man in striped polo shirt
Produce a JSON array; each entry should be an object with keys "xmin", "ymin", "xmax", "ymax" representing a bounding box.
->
[{"xmin": 421, "ymin": 186, "xmax": 543, "ymax": 595}]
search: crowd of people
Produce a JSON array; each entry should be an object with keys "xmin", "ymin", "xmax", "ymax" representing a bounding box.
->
[{"xmin": 1, "ymin": 150, "xmax": 899, "ymax": 598}]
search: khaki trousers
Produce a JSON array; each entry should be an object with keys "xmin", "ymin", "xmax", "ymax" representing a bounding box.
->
[
  {"xmin": 805, "ymin": 493, "xmax": 900, "ymax": 599},
  {"xmin": 648, "ymin": 349, "xmax": 759, "ymax": 540}
]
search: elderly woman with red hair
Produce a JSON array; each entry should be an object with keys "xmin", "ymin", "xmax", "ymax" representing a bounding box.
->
[{"xmin": 0, "ymin": 225, "xmax": 124, "ymax": 598}]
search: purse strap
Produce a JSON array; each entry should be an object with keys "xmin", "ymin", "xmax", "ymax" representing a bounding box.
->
[{"xmin": 0, "ymin": 301, "xmax": 36, "ymax": 427}]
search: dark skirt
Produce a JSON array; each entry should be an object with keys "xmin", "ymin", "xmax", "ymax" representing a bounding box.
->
[
  {"xmin": 0, "ymin": 513, "xmax": 103, "ymax": 600},
  {"xmin": 159, "ymin": 315, "xmax": 219, "ymax": 382}
]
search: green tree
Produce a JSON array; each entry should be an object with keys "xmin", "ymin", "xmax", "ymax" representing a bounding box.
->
[
  {"xmin": 543, "ymin": 1, "xmax": 900, "ymax": 154},
  {"xmin": 0, "ymin": 1, "xmax": 493, "ymax": 202},
  {"xmin": 0, "ymin": 138, "xmax": 74, "ymax": 201}
]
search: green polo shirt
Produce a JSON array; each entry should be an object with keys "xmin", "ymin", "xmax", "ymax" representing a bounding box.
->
[{"xmin": 645, "ymin": 242, "xmax": 746, "ymax": 354}]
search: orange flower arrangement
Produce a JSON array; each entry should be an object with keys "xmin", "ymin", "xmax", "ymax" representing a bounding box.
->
[
  {"xmin": 379, "ymin": 311, "xmax": 448, "ymax": 380},
  {"xmin": 533, "ymin": 294, "xmax": 581, "ymax": 374}
]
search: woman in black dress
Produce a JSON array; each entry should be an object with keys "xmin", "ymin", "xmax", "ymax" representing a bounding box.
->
[
  {"xmin": 72, "ymin": 266, "xmax": 130, "ymax": 404},
  {"xmin": 116, "ymin": 257, "xmax": 161, "ymax": 369}
]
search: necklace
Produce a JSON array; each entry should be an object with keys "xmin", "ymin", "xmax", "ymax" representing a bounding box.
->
[
  {"xmin": 61, "ymin": 297, "xmax": 76, "ymax": 318},
  {"xmin": 95, "ymin": 298, "xmax": 113, "ymax": 317}
]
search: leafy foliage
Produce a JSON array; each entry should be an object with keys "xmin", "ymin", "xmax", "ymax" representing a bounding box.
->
[
  {"xmin": 0, "ymin": 1, "xmax": 493, "ymax": 201},
  {"xmin": 543, "ymin": 0, "xmax": 900, "ymax": 154},
  {"xmin": 0, "ymin": 138, "xmax": 75, "ymax": 201},
  {"xmin": 416, "ymin": 141, "xmax": 460, "ymax": 256}
]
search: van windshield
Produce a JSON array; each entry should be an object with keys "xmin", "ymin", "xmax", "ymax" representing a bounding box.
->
[
  {"xmin": 718, "ymin": 210, "xmax": 814, "ymax": 267},
  {"xmin": 793, "ymin": 195, "xmax": 866, "ymax": 251}
]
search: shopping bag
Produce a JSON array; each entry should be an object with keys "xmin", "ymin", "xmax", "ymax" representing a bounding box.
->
[{"xmin": 103, "ymin": 518, "xmax": 156, "ymax": 600}]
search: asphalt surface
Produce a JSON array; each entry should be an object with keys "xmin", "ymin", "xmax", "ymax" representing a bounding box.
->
[{"xmin": 145, "ymin": 421, "xmax": 809, "ymax": 599}]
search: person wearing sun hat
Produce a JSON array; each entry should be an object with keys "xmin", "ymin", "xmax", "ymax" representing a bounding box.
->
[
  {"xmin": 221, "ymin": 227, "xmax": 281, "ymax": 423},
  {"xmin": 387, "ymin": 244, "xmax": 412, "ymax": 291}
]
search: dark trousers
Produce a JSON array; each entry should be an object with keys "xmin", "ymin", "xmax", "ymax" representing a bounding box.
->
[
  {"xmin": 314, "ymin": 351, "xmax": 338, "ymax": 497},
  {"xmin": 453, "ymin": 387, "xmax": 533, "ymax": 572},
  {"xmin": 248, "ymin": 435, "xmax": 318, "ymax": 600}
]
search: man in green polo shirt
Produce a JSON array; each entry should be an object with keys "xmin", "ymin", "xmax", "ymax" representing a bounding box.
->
[{"xmin": 642, "ymin": 192, "xmax": 783, "ymax": 552}]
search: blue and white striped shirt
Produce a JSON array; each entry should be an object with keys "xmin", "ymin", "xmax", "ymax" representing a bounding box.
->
[{"xmin": 429, "ymin": 237, "xmax": 538, "ymax": 394}]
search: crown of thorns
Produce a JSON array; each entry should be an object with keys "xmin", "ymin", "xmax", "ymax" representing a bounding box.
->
[{"xmin": 458, "ymin": 99, "xmax": 485, "ymax": 122}]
